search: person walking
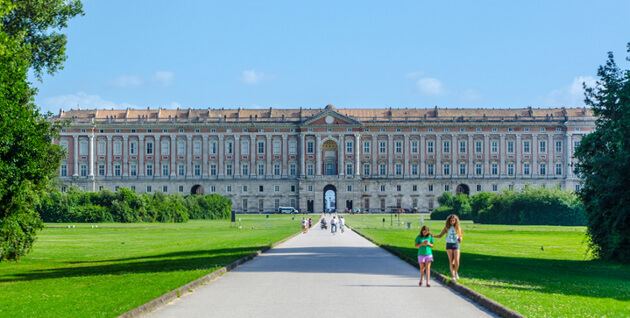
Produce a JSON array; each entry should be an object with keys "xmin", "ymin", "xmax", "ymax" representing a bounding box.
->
[
  {"xmin": 301, "ymin": 217, "xmax": 308, "ymax": 234},
  {"xmin": 414, "ymin": 225, "xmax": 434, "ymax": 287},
  {"xmin": 308, "ymin": 218, "xmax": 312, "ymax": 229},
  {"xmin": 434, "ymin": 214, "xmax": 463, "ymax": 280},
  {"xmin": 339, "ymin": 216, "xmax": 345, "ymax": 233},
  {"xmin": 331, "ymin": 216, "xmax": 337, "ymax": 234}
]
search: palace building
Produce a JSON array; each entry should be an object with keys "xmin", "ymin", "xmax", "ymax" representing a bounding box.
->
[{"xmin": 53, "ymin": 104, "xmax": 594, "ymax": 213}]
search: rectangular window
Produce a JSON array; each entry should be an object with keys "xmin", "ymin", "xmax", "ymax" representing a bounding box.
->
[
  {"xmin": 308, "ymin": 185, "xmax": 313, "ymax": 192},
  {"xmin": 475, "ymin": 141, "xmax": 482, "ymax": 153},
  {"xmin": 291, "ymin": 185, "xmax": 296, "ymax": 192},
  {"xmin": 289, "ymin": 140, "xmax": 297, "ymax": 154},
  {"xmin": 97, "ymin": 141, "xmax": 106, "ymax": 155},
  {"xmin": 379, "ymin": 141, "xmax": 386, "ymax": 153},
  {"xmin": 556, "ymin": 141, "xmax": 562, "ymax": 153},
  {"xmin": 491, "ymin": 141, "xmax": 498, "ymax": 153},
  {"xmin": 162, "ymin": 186, "xmax": 168, "ymax": 193},
  {"xmin": 363, "ymin": 141, "xmax": 370, "ymax": 153},
  {"xmin": 258, "ymin": 164, "xmax": 265, "ymax": 175},
  {"xmin": 258, "ymin": 141, "xmax": 265, "ymax": 154},
  {"xmin": 274, "ymin": 199, "xmax": 280, "ymax": 211},
  {"xmin": 60, "ymin": 164, "xmax": 67, "ymax": 176},
  {"xmin": 161, "ymin": 140, "xmax": 169, "ymax": 155},
  {"xmin": 290, "ymin": 164, "xmax": 297, "ymax": 176},
  {"xmin": 114, "ymin": 164, "xmax": 121, "ymax": 176},
  {"xmin": 307, "ymin": 164, "xmax": 314, "ymax": 175},
  {"xmin": 428, "ymin": 184, "xmax": 433, "ymax": 192},
  {"xmin": 193, "ymin": 141, "xmax": 201, "ymax": 155},
  {"xmin": 114, "ymin": 141, "xmax": 121, "ymax": 156},
  {"xmin": 380, "ymin": 185, "xmax": 386, "ymax": 192},
  {"xmin": 475, "ymin": 164, "xmax": 482, "ymax": 175},
  {"xmin": 146, "ymin": 142, "xmax": 153, "ymax": 154},
  {"xmin": 427, "ymin": 164, "xmax": 434, "ymax": 175},
  {"xmin": 459, "ymin": 164, "xmax": 466, "ymax": 175},
  {"xmin": 396, "ymin": 185, "xmax": 402, "ymax": 192},
  {"xmin": 210, "ymin": 141, "xmax": 217, "ymax": 154},
  {"xmin": 227, "ymin": 141, "xmax": 233, "ymax": 154},
  {"xmin": 364, "ymin": 198, "xmax": 370, "ymax": 211},
  {"xmin": 443, "ymin": 141, "xmax": 450, "ymax": 153},
  {"xmin": 427, "ymin": 141, "xmax": 434, "ymax": 153},
  {"xmin": 147, "ymin": 186, "xmax": 152, "ymax": 193},
  {"xmin": 412, "ymin": 185, "xmax": 418, "ymax": 191},
  {"xmin": 459, "ymin": 141, "xmax": 466, "ymax": 153},
  {"xmin": 443, "ymin": 163, "xmax": 450, "ymax": 175},
  {"xmin": 274, "ymin": 164, "xmax": 280, "ymax": 175},
  {"xmin": 177, "ymin": 141, "xmax": 185, "ymax": 155},
  {"xmin": 476, "ymin": 185, "xmax": 481, "ymax": 192},
  {"xmin": 242, "ymin": 164, "xmax": 249, "ymax": 176},
  {"xmin": 556, "ymin": 163, "xmax": 562, "ymax": 175},
  {"xmin": 80, "ymin": 139, "xmax": 88, "ymax": 156},
  {"xmin": 210, "ymin": 164, "xmax": 217, "ymax": 176},
  {"xmin": 194, "ymin": 164, "xmax": 201, "ymax": 176},
  {"xmin": 395, "ymin": 141, "xmax": 402, "ymax": 153},
  {"xmin": 508, "ymin": 163, "xmax": 514, "ymax": 176},
  {"xmin": 210, "ymin": 185, "xmax": 216, "ymax": 192},
  {"xmin": 445, "ymin": 184, "xmax": 450, "ymax": 192},
  {"xmin": 273, "ymin": 140, "xmax": 281, "ymax": 154},
  {"xmin": 130, "ymin": 164, "xmax": 137, "ymax": 176},
  {"xmin": 379, "ymin": 164, "xmax": 386, "ymax": 176},
  {"xmin": 146, "ymin": 164, "xmax": 153, "ymax": 176},
  {"xmin": 242, "ymin": 199, "xmax": 248, "ymax": 212},
  {"xmin": 274, "ymin": 185, "xmax": 280, "ymax": 192},
  {"xmin": 363, "ymin": 164, "xmax": 371, "ymax": 175},
  {"xmin": 523, "ymin": 141, "xmax": 531, "ymax": 153},
  {"xmin": 347, "ymin": 185, "xmax": 352, "ymax": 192},
  {"xmin": 491, "ymin": 163, "xmax": 498, "ymax": 175},
  {"xmin": 241, "ymin": 140, "xmax": 249, "ymax": 155},
  {"xmin": 306, "ymin": 141, "xmax": 314, "ymax": 154},
  {"xmin": 162, "ymin": 164, "xmax": 169, "ymax": 176},
  {"xmin": 380, "ymin": 198, "xmax": 386, "ymax": 211},
  {"xmin": 346, "ymin": 163, "xmax": 353, "ymax": 175},
  {"xmin": 524, "ymin": 163, "xmax": 530, "ymax": 175},
  {"xmin": 540, "ymin": 140, "xmax": 547, "ymax": 153},
  {"xmin": 178, "ymin": 164, "xmax": 185, "ymax": 176},
  {"xmin": 226, "ymin": 164, "xmax": 233, "ymax": 176},
  {"xmin": 492, "ymin": 184, "xmax": 498, "ymax": 192},
  {"xmin": 227, "ymin": 185, "xmax": 232, "ymax": 193},
  {"xmin": 346, "ymin": 141, "xmax": 353, "ymax": 153},
  {"xmin": 98, "ymin": 164, "xmax": 105, "ymax": 176},
  {"xmin": 128, "ymin": 141, "xmax": 135, "ymax": 155},
  {"xmin": 179, "ymin": 185, "xmax": 184, "ymax": 193},
  {"xmin": 395, "ymin": 163, "xmax": 402, "ymax": 175},
  {"xmin": 507, "ymin": 141, "xmax": 514, "ymax": 153},
  {"xmin": 411, "ymin": 141, "xmax": 418, "ymax": 153},
  {"xmin": 540, "ymin": 163, "xmax": 546, "ymax": 175},
  {"xmin": 259, "ymin": 185, "xmax": 264, "ymax": 192},
  {"xmin": 411, "ymin": 164, "xmax": 418, "ymax": 175}
]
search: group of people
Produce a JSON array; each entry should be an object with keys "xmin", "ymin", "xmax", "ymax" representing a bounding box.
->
[
  {"xmin": 317, "ymin": 214, "xmax": 345, "ymax": 234},
  {"xmin": 414, "ymin": 214, "xmax": 463, "ymax": 287},
  {"xmin": 301, "ymin": 217, "xmax": 313, "ymax": 234}
]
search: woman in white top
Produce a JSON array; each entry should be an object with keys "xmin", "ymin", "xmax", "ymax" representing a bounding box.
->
[{"xmin": 434, "ymin": 214, "xmax": 463, "ymax": 280}]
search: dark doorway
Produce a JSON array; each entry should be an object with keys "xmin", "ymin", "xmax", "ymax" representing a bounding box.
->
[
  {"xmin": 191, "ymin": 184, "xmax": 204, "ymax": 195},
  {"xmin": 346, "ymin": 200, "xmax": 353, "ymax": 210},
  {"xmin": 307, "ymin": 200, "xmax": 314, "ymax": 213},
  {"xmin": 323, "ymin": 184, "xmax": 337, "ymax": 213},
  {"xmin": 456, "ymin": 184, "xmax": 470, "ymax": 195}
]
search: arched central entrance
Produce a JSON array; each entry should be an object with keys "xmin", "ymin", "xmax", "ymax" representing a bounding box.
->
[
  {"xmin": 323, "ymin": 184, "xmax": 337, "ymax": 213},
  {"xmin": 191, "ymin": 184, "xmax": 204, "ymax": 195},
  {"xmin": 456, "ymin": 184, "xmax": 470, "ymax": 195}
]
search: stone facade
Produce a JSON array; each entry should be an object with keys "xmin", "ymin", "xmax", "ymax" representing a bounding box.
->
[{"xmin": 53, "ymin": 105, "xmax": 595, "ymax": 213}]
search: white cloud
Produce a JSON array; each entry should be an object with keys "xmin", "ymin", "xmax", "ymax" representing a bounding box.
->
[
  {"xmin": 545, "ymin": 76, "xmax": 597, "ymax": 107},
  {"xmin": 111, "ymin": 75, "xmax": 143, "ymax": 88},
  {"xmin": 152, "ymin": 71, "xmax": 175, "ymax": 87},
  {"xmin": 404, "ymin": 71, "xmax": 425, "ymax": 80},
  {"xmin": 240, "ymin": 70, "xmax": 275, "ymax": 85},
  {"xmin": 416, "ymin": 77, "xmax": 445, "ymax": 96},
  {"xmin": 40, "ymin": 92, "xmax": 138, "ymax": 111}
]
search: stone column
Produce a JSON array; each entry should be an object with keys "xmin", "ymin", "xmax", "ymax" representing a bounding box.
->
[
  {"xmin": 516, "ymin": 135, "xmax": 521, "ymax": 177},
  {"xmin": 355, "ymin": 134, "xmax": 361, "ymax": 176},
  {"xmin": 419, "ymin": 135, "xmax": 425, "ymax": 177},
  {"xmin": 387, "ymin": 134, "xmax": 393, "ymax": 177},
  {"xmin": 88, "ymin": 134, "xmax": 95, "ymax": 177},
  {"xmin": 499, "ymin": 134, "xmax": 506, "ymax": 178},
  {"xmin": 170, "ymin": 135, "xmax": 177, "ymax": 177},
  {"xmin": 266, "ymin": 135, "xmax": 272, "ymax": 177},
  {"xmin": 107, "ymin": 136, "xmax": 113, "ymax": 177},
  {"xmin": 316, "ymin": 136, "xmax": 322, "ymax": 176},
  {"xmin": 154, "ymin": 136, "xmax": 160, "ymax": 177},
  {"xmin": 73, "ymin": 135, "xmax": 79, "ymax": 176},
  {"xmin": 299, "ymin": 133, "xmax": 305, "ymax": 177},
  {"xmin": 483, "ymin": 134, "xmax": 489, "ymax": 177},
  {"xmin": 547, "ymin": 133, "xmax": 553, "ymax": 179},
  {"xmin": 338, "ymin": 134, "xmax": 345, "ymax": 176},
  {"xmin": 122, "ymin": 136, "xmax": 128, "ymax": 177},
  {"xmin": 451, "ymin": 134, "xmax": 456, "ymax": 179},
  {"xmin": 372, "ymin": 135, "xmax": 377, "ymax": 176},
  {"xmin": 467, "ymin": 134, "xmax": 473, "ymax": 178},
  {"xmin": 217, "ymin": 135, "xmax": 223, "ymax": 177},
  {"xmin": 251, "ymin": 135, "xmax": 256, "ymax": 177},
  {"xmin": 565, "ymin": 133, "xmax": 572, "ymax": 178},
  {"xmin": 282, "ymin": 134, "xmax": 288, "ymax": 177},
  {"xmin": 403, "ymin": 134, "xmax": 409, "ymax": 178},
  {"xmin": 139, "ymin": 135, "xmax": 144, "ymax": 177},
  {"xmin": 532, "ymin": 134, "xmax": 538, "ymax": 178},
  {"xmin": 436, "ymin": 134, "xmax": 442, "ymax": 177},
  {"xmin": 233, "ymin": 135, "xmax": 239, "ymax": 177}
]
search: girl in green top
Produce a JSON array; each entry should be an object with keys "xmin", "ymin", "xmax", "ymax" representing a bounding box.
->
[{"xmin": 414, "ymin": 225, "xmax": 434, "ymax": 287}]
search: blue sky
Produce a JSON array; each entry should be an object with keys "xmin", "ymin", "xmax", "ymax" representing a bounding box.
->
[{"xmin": 33, "ymin": 0, "xmax": 630, "ymax": 114}]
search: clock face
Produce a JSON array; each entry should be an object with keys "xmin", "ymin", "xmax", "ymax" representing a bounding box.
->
[{"xmin": 325, "ymin": 115, "xmax": 334, "ymax": 124}]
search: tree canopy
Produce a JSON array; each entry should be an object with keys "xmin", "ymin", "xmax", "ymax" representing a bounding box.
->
[
  {"xmin": 0, "ymin": 0, "xmax": 83, "ymax": 262},
  {"xmin": 574, "ymin": 43, "xmax": 630, "ymax": 263}
]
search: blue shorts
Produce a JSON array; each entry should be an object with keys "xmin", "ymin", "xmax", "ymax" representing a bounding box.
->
[{"xmin": 446, "ymin": 242, "xmax": 460, "ymax": 250}]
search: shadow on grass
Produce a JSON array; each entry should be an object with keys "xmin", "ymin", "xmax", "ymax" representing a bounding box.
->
[
  {"xmin": 0, "ymin": 247, "xmax": 266, "ymax": 283},
  {"xmin": 388, "ymin": 245, "xmax": 630, "ymax": 302}
]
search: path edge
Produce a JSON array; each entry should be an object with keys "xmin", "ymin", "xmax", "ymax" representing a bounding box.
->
[
  {"xmin": 350, "ymin": 227, "xmax": 526, "ymax": 318},
  {"xmin": 116, "ymin": 230, "xmax": 304, "ymax": 318}
]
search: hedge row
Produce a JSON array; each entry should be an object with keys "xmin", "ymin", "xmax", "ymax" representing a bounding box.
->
[
  {"xmin": 431, "ymin": 186, "xmax": 585, "ymax": 226},
  {"xmin": 37, "ymin": 187, "xmax": 232, "ymax": 223}
]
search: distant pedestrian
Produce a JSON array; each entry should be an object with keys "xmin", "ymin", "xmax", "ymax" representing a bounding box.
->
[
  {"xmin": 339, "ymin": 216, "xmax": 345, "ymax": 233},
  {"xmin": 434, "ymin": 214, "xmax": 463, "ymax": 280},
  {"xmin": 308, "ymin": 218, "xmax": 312, "ymax": 228},
  {"xmin": 302, "ymin": 217, "xmax": 308, "ymax": 234},
  {"xmin": 331, "ymin": 216, "xmax": 337, "ymax": 234},
  {"xmin": 414, "ymin": 225, "xmax": 434, "ymax": 287}
]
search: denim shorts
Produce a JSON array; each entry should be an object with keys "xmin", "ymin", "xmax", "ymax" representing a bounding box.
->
[
  {"xmin": 418, "ymin": 254, "xmax": 434, "ymax": 263},
  {"xmin": 446, "ymin": 242, "xmax": 460, "ymax": 250}
]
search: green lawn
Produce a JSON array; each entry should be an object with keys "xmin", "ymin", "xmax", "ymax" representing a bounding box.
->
[
  {"xmin": 0, "ymin": 215, "xmax": 303, "ymax": 318},
  {"xmin": 345, "ymin": 214, "xmax": 630, "ymax": 318}
]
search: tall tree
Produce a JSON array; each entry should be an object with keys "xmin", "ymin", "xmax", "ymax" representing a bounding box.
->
[
  {"xmin": 0, "ymin": 0, "xmax": 83, "ymax": 262},
  {"xmin": 574, "ymin": 43, "xmax": 630, "ymax": 263}
]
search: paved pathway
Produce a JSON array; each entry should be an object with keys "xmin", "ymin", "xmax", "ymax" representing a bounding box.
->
[{"xmin": 150, "ymin": 216, "xmax": 495, "ymax": 318}]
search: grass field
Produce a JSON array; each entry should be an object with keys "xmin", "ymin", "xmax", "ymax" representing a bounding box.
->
[
  {"xmin": 0, "ymin": 215, "xmax": 303, "ymax": 318},
  {"xmin": 344, "ymin": 214, "xmax": 630, "ymax": 318}
]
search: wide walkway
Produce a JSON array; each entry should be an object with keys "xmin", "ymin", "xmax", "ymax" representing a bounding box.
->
[{"xmin": 150, "ymin": 216, "xmax": 495, "ymax": 318}]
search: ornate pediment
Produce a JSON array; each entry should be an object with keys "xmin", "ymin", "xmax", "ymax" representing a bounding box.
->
[{"xmin": 301, "ymin": 104, "xmax": 362, "ymax": 126}]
